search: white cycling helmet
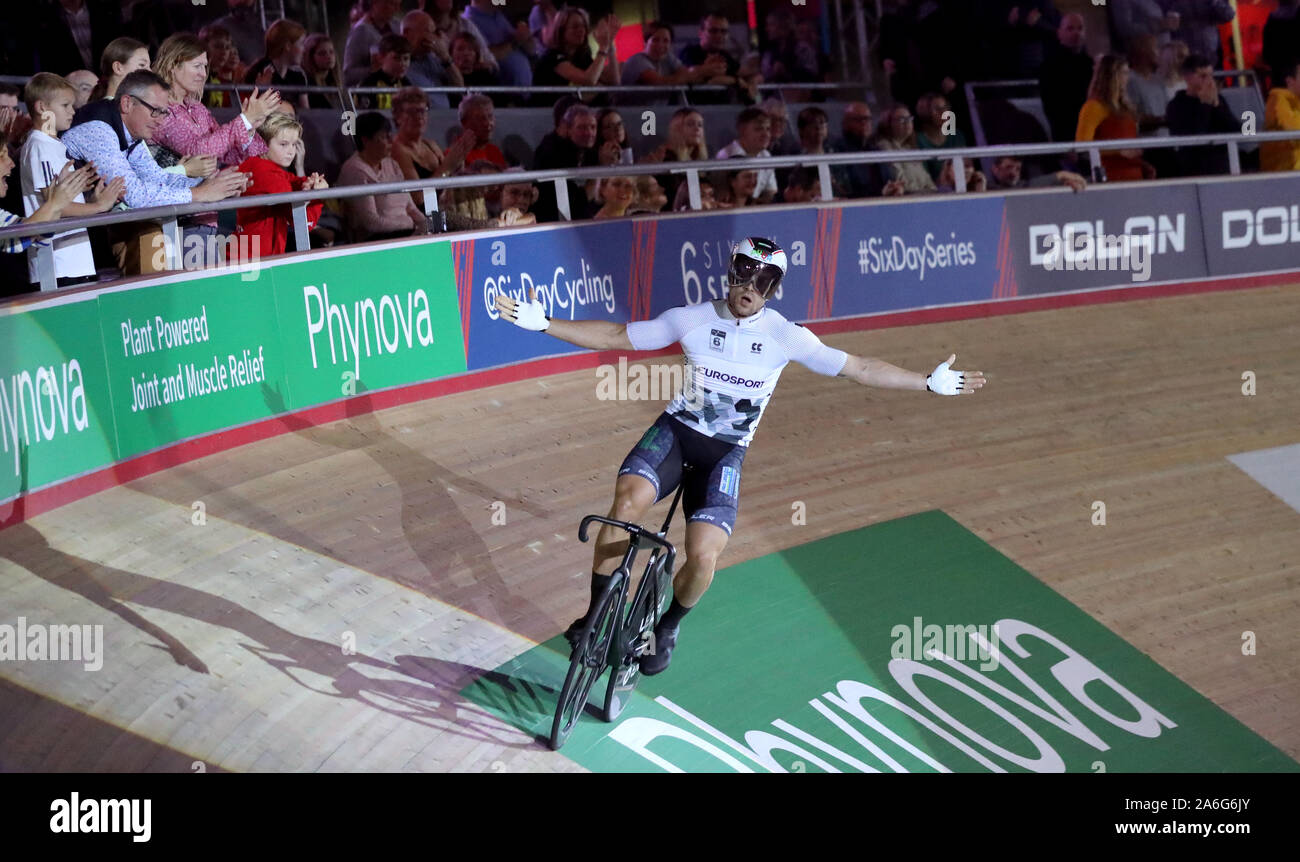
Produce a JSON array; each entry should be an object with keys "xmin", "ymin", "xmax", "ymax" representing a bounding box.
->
[{"xmin": 728, "ymin": 237, "xmax": 788, "ymax": 298}]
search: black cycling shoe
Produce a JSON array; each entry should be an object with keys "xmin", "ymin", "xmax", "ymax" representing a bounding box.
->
[
  {"xmin": 639, "ymin": 623, "xmax": 678, "ymax": 676},
  {"xmin": 563, "ymin": 617, "xmax": 589, "ymax": 649}
]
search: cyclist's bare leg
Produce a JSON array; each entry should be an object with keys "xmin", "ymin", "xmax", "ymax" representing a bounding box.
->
[
  {"xmin": 591, "ymin": 473, "xmax": 657, "ymax": 575},
  {"xmin": 672, "ymin": 522, "xmax": 730, "ymax": 608}
]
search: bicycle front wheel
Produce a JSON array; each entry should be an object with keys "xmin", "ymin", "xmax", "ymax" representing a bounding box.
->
[
  {"xmin": 602, "ymin": 553, "xmax": 669, "ymax": 722},
  {"xmin": 550, "ymin": 573, "xmax": 622, "ymax": 750}
]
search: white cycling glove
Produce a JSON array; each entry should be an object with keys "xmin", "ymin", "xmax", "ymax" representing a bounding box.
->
[
  {"xmin": 926, "ymin": 358, "xmax": 965, "ymax": 396},
  {"xmin": 505, "ymin": 296, "xmax": 550, "ymax": 332}
]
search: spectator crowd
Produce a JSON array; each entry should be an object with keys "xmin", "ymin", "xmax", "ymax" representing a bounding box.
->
[{"xmin": 0, "ymin": 0, "xmax": 1297, "ymax": 298}]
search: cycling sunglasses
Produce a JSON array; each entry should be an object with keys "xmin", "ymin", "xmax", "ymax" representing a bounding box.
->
[{"xmin": 730, "ymin": 254, "xmax": 783, "ymax": 298}]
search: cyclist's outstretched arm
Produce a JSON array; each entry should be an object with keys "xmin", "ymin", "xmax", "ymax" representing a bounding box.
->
[
  {"xmin": 839, "ymin": 353, "xmax": 985, "ymax": 395},
  {"xmin": 494, "ymin": 289, "xmax": 633, "ymax": 350}
]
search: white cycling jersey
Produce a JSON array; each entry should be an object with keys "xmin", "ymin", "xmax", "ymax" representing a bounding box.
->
[{"xmin": 626, "ymin": 299, "xmax": 849, "ymax": 446}]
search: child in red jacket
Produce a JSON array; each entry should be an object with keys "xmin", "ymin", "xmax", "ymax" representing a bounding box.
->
[{"xmin": 233, "ymin": 111, "xmax": 327, "ymax": 262}]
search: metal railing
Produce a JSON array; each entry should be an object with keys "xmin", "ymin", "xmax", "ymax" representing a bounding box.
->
[{"xmin": 3, "ymin": 129, "xmax": 1299, "ymax": 293}]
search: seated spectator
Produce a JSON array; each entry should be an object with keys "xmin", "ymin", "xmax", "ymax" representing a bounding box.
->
[
  {"xmin": 1262, "ymin": 58, "xmax": 1300, "ymax": 172},
  {"xmin": 915, "ymin": 92, "xmax": 968, "ymax": 179},
  {"xmin": 672, "ymin": 175, "xmax": 716, "ymax": 211},
  {"xmin": 462, "ymin": 0, "xmax": 534, "ymax": 88},
  {"xmin": 1263, "ymin": 1, "xmax": 1300, "ymax": 90},
  {"xmin": 1039, "ymin": 13, "xmax": 1094, "ymax": 142},
  {"xmin": 154, "ymin": 33, "xmax": 278, "ymax": 169},
  {"xmin": 597, "ymin": 109, "xmax": 633, "ymax": 165},
  {"xmin": 777, "ymin": 166, "xmax": 822, "ymax": 204},
  {"xmin": 491, "ymin": 166, "xmax": 539, "ymax": 223},
  {"xmin": 620, "ymin": 21, "xmax": 727, "ymax": 100},
  {"xmin": 245, "ymin": 19, "xmax": 311, "ymax": 110},
  {"xmin": 534, "ymin": 7, "xmax": 620, "ymax": 95},
  {"xmin": 336, "ymin": 111, "xmax": 427, "ymax": 240},
  {"xmin": 1, "ymin": 152, "xmax": 99, "ymax": 257},
  {"xmin": 1165, "ymin": 54, "xmax": 1239, "ymax": 177},
  {"xmin": 391, "ymin": 87, "xmax": 472, "ymax": 209},
  {"xmin": 531, "ymin": 94, "xmax": 581, "ymax": 167},
  {"xmin": 762, "ymin": 97, "xmax": 798, "ymax": 156},
  {"xmin": 20, "ymin": 72, "xmax": 124, "ymax": 287},
  {"xmin": 438, "ymin": 160, "xmax": 536, "ymax": 231},
  {"xmin": 936, "ymin": 158, "xmax": 987, "ymax": 193},
  {"xmin": 831, "ymin": 102, "xmax": 901, "ymax": 198},
  {"xmin": 0, "ymin": 86, "xmax": 29, "ymax": 151},
  {"xmin": 358, "ymin": 34, "xmax": 413, "ymax": 110},
  {"xmin": 427, "ymin": 0, "xmax": 496, "ymax": 76},
  {"xmin": 233, "ymin": 111, "xmax": 326, "ymax": 261},
  {"xmin": 782, "ymin": 106, "xmax": 839, "ymax": 193},
  {"xmin": 714, "ymin": 159, "xmax": 759, "ymax": 208},
  {"xmin": 200, "ymin": 25, "xmax": 246, "ymax": 110},
  {"xmin": 302, "ymin": 33, "xmax": 343, "ymax": 109},
  {"xmin": 715, "ymin": 107, "xmax": 776, "ymax": 204},
  {"xmin": 66, "ymin": 71, "xmax": 98, "ymax": 110},
  {"xmin": 85, "ymin": 37, "xmax": 150, "ymax": 104},
  {"xmin": 988, "ymin": 154, "xmax": 1087, "ymax": 191},
  {"xmin": 679, "ymin": 14, "xmax": 741, "ymax": 101},
  {"xmin": 532, "ymin": 101, "xmax": 599, "ymax": 221},
  {"xmin": 1158, "ymin": 39, "xmax": 1191, "ymax": 101},
  {"xmin": 1076, "ymin": 55, "xmax": 1155, "ymax": 181},
  {"xmin": 447, "ymin": 32, "xmax": 500, "ymax": 106},
  {"xmin": 213, "ymin": 0, "xmax": 267, "ymax": 70},
  {"xmin": 873, "ymin": 105, "xmax": 936, "ymax": 194},
  {"xmin": 640, "ymin": 106, "xmax": 708, "ymax": 205},
  {"xmin": 401, "ymin": 10, "xmax": 453, "ymax": 108},
  {"xmin": 1126, "ymin": 34, "xmax": 1170, "ymax": 134},
  {"xmin": 628, "ymin": 175, "xmax": 668, "ymax": 214},
  {"xmin": 343, "ymin": 0, "xmax": 401, "ymax": 86},
  {"xmin": 61, "ymin": 69, "xmax": 247, "ymax": 274},
  {"xmin": 1167, "ymin": 0, "xmax": 1234, "ymax": 67},
  {"xmin": 591, "ymin": 175, "xmax": 636, "ymax": 219},
  {"xmin": 735, "ymin": 52, "xmax": 765, "ymax": 107},
  {"xmin": 792, "ymin": 19, "xmax": 832, "ymax": 86},
  {"xmin": 457, "ymin": 93, "xmax": 507, "ymax": 169},
  {"xmin": 990, "ymin": 1, "xmax": 1060, "ymax": 78}
]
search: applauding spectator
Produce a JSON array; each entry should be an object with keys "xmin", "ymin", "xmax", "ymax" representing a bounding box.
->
[
  {"xmin": 534, "ymin": 7, "xmax": 620, "ymax": 93},
  {"xmin": 1165, "ymin": 54, "xmax": 1238, "ymax": 176},
  {"xmin": 679, "ymin": 14, "xmax": 741, "ymax": 104},
  {"xmin": 1077, "ymin": 55, "xmax": 1155, "ymax": 181},
  {"xmin": 0, "ymin": 157, "xmax": 99, "ymax": 256},
  {"xmin": 20, "ymin": 72, "xmax": 124, "ymax": 286},
  {"xmin": 621, "ymin": 21, "xmax": 728, "ymax": 101},
  {"xmin": 336, "ymin": 111, "xmax": 426, "ymax": 241},
  {"xmin": 154, "ymin": 33, "xmax": 277, "ymax": 169},
  {"xmin": 233, "ymin": 111, "xmax": 325, "ymax": 261}
]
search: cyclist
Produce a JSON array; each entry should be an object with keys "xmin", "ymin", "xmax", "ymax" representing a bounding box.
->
[{"xmin": 495, "ymin": 236, "xmax": 985, "ymax": 675}]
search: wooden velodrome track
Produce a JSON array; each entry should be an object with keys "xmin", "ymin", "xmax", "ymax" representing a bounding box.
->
[{"xmin": 1, "ymin": 276, "xmax": 1298, "ymax": 772}]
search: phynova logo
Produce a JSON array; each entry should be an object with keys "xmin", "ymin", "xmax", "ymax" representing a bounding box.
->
[
  {"xmin": 891, "ymin": 616, "xmax": 1000, "ymax": 671},
  {"xmin": 1221, "ymin": 205, "xmax": 1300, "ymax": 249},
  {"xmin": 0, "ymin": 617, "xmax": 103, "ymax": 671},
  {"xmin": 302, "ymin": 283, "xmax": 436, "ymax": 380},
  {"xmin": 0, "ymin": 359, "xmax": 90, "ymax": 479},
  {"xmin": 607, "ymin": 618, "xmax": 1176, "ymax": 773},
  {"xmin": 50, "ymin": 793, "xmax": 150, "ymax": 843}
]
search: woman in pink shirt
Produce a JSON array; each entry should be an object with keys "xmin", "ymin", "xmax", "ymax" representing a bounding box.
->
[
  {"xmin": 336, "ymin": 112, "xmax": 428, "ymax": 241},
  {"xmin": 153, "ymin": 32, "xmax": 281, "ymax": 168}
]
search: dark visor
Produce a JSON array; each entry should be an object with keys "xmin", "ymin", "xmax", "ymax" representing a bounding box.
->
[{"xmin": 730, "ymin": 255, "xmax": 782, "ymax": 297}]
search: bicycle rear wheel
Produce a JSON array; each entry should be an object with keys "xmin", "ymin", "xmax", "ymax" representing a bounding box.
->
[
  {"xmin": 602, "ymin": 553, "xmax": 671, "ymax": 722},
  {"xmin": 550, "ymin": 573, "xmax": 622, "ymax": 750}
]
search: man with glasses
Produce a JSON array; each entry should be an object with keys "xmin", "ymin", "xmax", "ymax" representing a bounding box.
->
[
  {"xmin": 680, "ymin": 14, "xmax": 741, "ymax": 104},
  {"xmin": 495, "ymin": 236, "xmax": 985, "ymax": 675},
  {"xmin": 62, "ymin": 69, "xmax": 246, "ymax": 274}
]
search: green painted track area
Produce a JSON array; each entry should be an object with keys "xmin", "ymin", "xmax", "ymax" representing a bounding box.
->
[{"xmin": 461, "ymin": 511, "xmax": 1299, "ymax": 773}]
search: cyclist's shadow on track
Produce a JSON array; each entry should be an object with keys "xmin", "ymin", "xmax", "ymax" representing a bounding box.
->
[
  {"xmin": 260, "ymin": 383, "xmax": 556, "ymax": 635},
  {"xmin": 0, "ymin": 520, "xmax": 543, "ymax": 759}
]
